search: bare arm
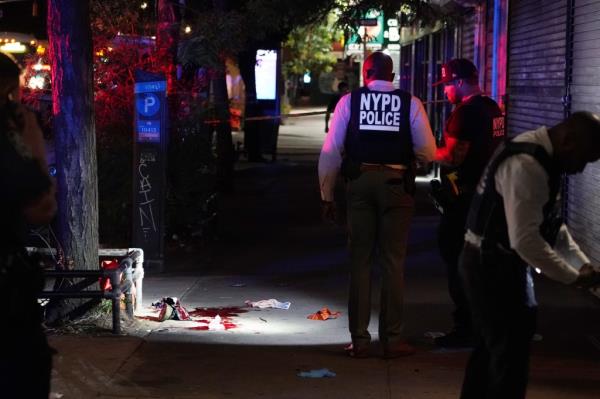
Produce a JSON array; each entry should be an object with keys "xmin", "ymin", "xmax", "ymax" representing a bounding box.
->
[{"xmin": 435, "ymin": 136, "xmax": 471, "ymax": 167}]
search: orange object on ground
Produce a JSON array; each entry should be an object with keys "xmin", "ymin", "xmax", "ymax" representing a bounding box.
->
[{"xmin": 307, "ymin": 307, "xmax": 341, "ymax": 320}]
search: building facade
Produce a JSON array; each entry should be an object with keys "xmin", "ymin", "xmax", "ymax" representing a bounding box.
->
[{"xmin": 400, "ymin": 0, "xmax": 600, "ymax": 264}]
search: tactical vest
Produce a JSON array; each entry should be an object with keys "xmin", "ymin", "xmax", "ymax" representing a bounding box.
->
[
  {"xmin": 345, "ymin": 87, "xmax": 414, "ymax": 165},
  {"xmin": 466, "ymin": 141, "xmax": 562, "ymax": 253},
  {"xmin": 441, "ymin": 95, "xmax": 505, "ymax": 194}
]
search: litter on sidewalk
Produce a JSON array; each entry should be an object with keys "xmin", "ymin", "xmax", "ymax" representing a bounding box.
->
[
  {"xmin": 187, "ymin": 306, "xmax": 248, "ymax": 331},
  {"xmin": 151, "ymin": 297, "xmax": 191, "ymax": 321},
  {"xmin": 297, "ymin": 368, "xmax": 337, "ymax": 378},
  {"xmin": 208, "ymin": 315, "xmax": 226, "ymax": 331},
  {"xmin": 307, "ymin": 307, "xmax": 341, "ymax": 320},
  {"xmin": 231, "ymin": 283, "xmax": 247, "ymax": 287},
  {"xmin": 245, "ymin": 299, "xmax": 291, "ymax": 309}
]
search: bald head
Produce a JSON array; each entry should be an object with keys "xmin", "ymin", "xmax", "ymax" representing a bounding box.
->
[
  {"xmin": 363, "ymin": 51, "xmax": 394, "ymax": 85},
  {"xmin": 549, "ymin": 111, "xmax": 600, "ymax": 174}
]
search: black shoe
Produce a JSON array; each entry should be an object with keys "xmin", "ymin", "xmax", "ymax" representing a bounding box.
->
[
  {"xmin": 344, "ymin": 342, "xmax": 370, "ymax": 359},
  {"xmin": 434, "ymin": 330, "xmax": 473, "ymax": 348},
  {"xmin": 383, "ymin": 341, "xmax": 416, "ymax": 359}
]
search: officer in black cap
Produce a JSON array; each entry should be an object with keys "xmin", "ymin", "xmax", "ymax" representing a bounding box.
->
[{"xmin": 432, "ymin": 58, "xmax": 505, "ymax": 347}]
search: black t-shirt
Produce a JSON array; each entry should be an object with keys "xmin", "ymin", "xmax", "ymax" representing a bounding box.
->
[{"xmin": 441, "ymin": 95, "xmax": 505, "ymax": 189}]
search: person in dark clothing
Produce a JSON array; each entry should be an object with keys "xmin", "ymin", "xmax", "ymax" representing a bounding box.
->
[
  {"xmin": 432, "ymin": 58, "xmax": 505, "ymax": 347},
  {"xmin": 324, "ymin": 81, "xmax": 349, "ymax": 133},
  {"xmin": 459, "ymin": 112, "xmax": 600, "ymax": 399},
  {"xmin": 319, "ymin": 51, "xmax": 435, "ymax": 358},
  {"xmin": 0, "ymin": 52, "xmax": 57, "ymax": 399}
]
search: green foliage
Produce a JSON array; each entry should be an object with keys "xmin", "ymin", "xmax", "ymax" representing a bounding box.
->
[
  {"xmin": 181, "ymin": 0, "xmax": 337, "ymax": 67},
  {"xmin": 334, "ymin": 0, "xmax": 454, "ymax": 37},
  {"xmin": 283, "ymin": 14, "xmax": 341, "ymax": 77},
  {"xmin": 91, "ymin": 0, "xmax": 155, "ymax": 38},
  {"xmin": 178, "ymin": 9, "xmax": 246, "ymax": 70}
]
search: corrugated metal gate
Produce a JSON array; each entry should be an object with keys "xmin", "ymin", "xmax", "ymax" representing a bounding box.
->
[
  {"xmin": 506, "ymin": 0, "xmax": 568, "ymax": 136},
  {"xmin": 399, "ymin": 26, "xmax": 457, "ymax": 138},
  {"xmin": 566, "ymin": 0, "xmax": 600, "ymax": 264},
  {"xmin": 460, "ymin": 8, "xmax": 478, "ymax": 61}
]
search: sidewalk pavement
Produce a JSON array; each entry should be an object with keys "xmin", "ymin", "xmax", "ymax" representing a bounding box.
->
[
  {"xmin": 48, "ymin": 264, "xmax": 600, "ymax": 399},
  {"xmin": 48, "ymin": 120, "xmax": 600, "ymax": 398},
  {"xmin": 49, "ymin": 185, "xmax": 600, "ymax": 398}
]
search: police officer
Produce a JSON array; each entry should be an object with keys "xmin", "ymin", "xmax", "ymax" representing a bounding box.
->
[
  {"xmin": 319, "ymin": 51, "xmax": 435, "ymax": 358},
  {"xmin": 459, "ymin": 112, "xmax": 600, "ymax": 399},
  {"xmin": 432, "ymin": 58, "xmax": 505, "ymax": 347}
]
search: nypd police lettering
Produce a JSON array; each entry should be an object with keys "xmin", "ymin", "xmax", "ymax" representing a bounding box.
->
[
  {"xmin": 359, "ymin": 92, "xmax": 402, "ymax": 132},
  {"xmin": 493, "ymin": 116, "xmax": 505, "ymax": 138}
]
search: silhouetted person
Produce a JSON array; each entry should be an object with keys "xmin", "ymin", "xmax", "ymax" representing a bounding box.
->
[
  {"xmin": 319, "ymin": 51, "xmax": 435, "ymax": 358},
  {"xmin": 325, "ymin": 81, "xmax": 349, "ymax": 133},
  {"xmin": 0, "ymin": 52, "xmax": 57, "ymax": 398},
  {"xmin": 459, "ymin": 111, "xmax": 600, "ymax": 399}
]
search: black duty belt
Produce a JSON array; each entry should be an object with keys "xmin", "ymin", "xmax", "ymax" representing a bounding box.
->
[{"xmin": 359, "ymin": 164, "xmax": 406, "ymax": 174}]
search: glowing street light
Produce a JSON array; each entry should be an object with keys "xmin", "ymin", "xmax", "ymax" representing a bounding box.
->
[
  {"xmin": 184, "ymin": 25, "xmax": 192, "ymax": 34},
  {"xmin": 140, "ymin": 2, "xmax": 148, "ymax": 9}
]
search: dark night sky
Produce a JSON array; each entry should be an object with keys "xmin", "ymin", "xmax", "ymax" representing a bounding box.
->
[{"xmin": 0, "ymin": 0, "xmax": 47, "ymax": 39}]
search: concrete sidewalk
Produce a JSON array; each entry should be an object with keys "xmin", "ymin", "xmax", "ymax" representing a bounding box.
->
[
  {"xmin": 48, "ymin": 188, "xmax": 600, "ymax": 398},
  {"xmin": 48, "ymin": 121, "xmax": 600, "ymax": 398},
  {"xmin": 48, "ymin": 265, "xmax": 600, "ymax": 399}
]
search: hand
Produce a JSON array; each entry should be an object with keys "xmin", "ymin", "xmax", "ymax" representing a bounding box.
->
[
  {"xmin": 572, "ymin": 264, "xmax": 600, "ymax": 290},
  {"xmin": 321, "ymin": 200, "xmax": 336, "ymax": 224}
]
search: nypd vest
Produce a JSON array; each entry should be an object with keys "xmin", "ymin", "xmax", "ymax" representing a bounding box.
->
[
  {"xmin": 345, "ymin": 87, "xmax": 414, "ymax": 165},
  {"xmin": 466, "ymin": 141, "xmax": 562, "ymax": 252}
]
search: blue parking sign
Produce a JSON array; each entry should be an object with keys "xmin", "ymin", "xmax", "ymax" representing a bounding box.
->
[
  {"xmin": 133, "ymin": 72, "xmax": 168, "ymax": 271},
  {"xmin": 136, "ymin": 93, "xmax": 160, "ymax": 117}
]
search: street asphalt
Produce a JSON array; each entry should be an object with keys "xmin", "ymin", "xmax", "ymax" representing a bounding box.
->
[{"xmin": 48, "ymin": 109, "xmax": 600, "ymax": 398}]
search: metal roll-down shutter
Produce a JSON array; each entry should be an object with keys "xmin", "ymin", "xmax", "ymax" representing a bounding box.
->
[{"xmin": 506, "ymin": 0, "xmax": 568, "ymax": 136}]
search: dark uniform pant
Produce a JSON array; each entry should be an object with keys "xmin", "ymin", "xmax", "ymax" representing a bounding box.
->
[
  {"xmin": 459, "ymin": 243, "xmax": 537, "ymax": 399},
  {"xmin": 346, "ymin": 169, "xmax": 414, "ymax": 347},
  {"xmin": 437, "ymin": 195, "xmax": 472, "ymax": 333},
  {"xmin": 0, "ymin": 331, "xmax": 53, "ymax": 398}
]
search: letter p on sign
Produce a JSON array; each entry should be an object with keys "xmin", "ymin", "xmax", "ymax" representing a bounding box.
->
[{"xmin": 137, "ymin": 93, "xmax": 160, "ymax": 117}]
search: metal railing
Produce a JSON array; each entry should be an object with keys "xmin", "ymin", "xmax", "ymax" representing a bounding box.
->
[
  {"xmin": 26, "ymin": 247, "xmax": 145, "ymax": 335},
  {"xmin": 39, "ymin": 258, "xmax": 132, "ymax": 334}
]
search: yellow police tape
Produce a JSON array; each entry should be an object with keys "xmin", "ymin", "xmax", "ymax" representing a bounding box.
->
[
  {"xmin": 204, "ymin": 99, "xmax": 450, "ymax": 125},
  {"xmin": 205, "ymin": 110, "xmax": 327, "ymax": 125}
]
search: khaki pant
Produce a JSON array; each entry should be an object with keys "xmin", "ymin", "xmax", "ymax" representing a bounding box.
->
[{"xmin": 346, "ymin": 169, "xmax": 414, "ymax": 347}]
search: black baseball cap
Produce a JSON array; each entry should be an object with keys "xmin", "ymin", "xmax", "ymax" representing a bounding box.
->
[{"xmin": 432, "ymin": 58, "xmax": 478, "ymax": 86}]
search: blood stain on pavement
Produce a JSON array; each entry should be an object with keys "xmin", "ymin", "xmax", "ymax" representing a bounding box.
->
[{"xmin": 188, "ymin": 306, "xmax": 249, "ymax": 330}]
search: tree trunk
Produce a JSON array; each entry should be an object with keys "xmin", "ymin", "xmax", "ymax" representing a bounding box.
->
[{"xmin": 48, "ymin": 0, "xmax": 98, "ymax": 271}]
